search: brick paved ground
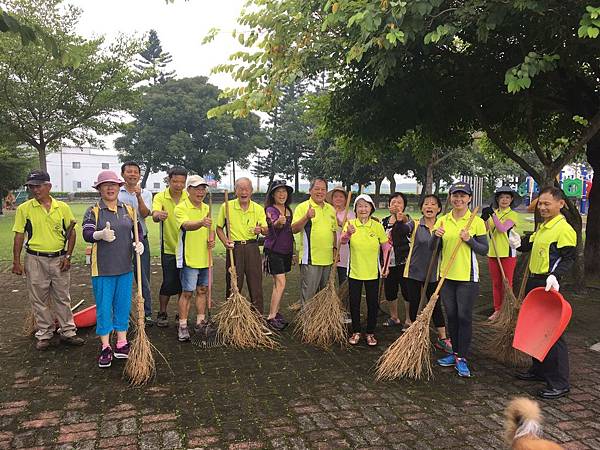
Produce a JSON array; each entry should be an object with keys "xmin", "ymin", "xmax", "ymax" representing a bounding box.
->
[{"xmin": 1, "ymin": 259, "xmax": 599, "ymax": 450}]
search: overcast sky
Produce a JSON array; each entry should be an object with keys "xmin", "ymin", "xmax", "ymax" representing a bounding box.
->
[{"xmin": 72, "ymin": 0, "xmax": 245, "ymax": 89}]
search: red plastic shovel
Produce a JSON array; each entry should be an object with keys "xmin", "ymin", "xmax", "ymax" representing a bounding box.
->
[{"xmin": 513, "ymin": 287, "xmax": 572, "ymax": 361}]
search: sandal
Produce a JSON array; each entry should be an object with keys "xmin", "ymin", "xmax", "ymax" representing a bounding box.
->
[
  {"xmin": 366, "ymin": 334, "xmax": 377, "ymax": 346},
  {"xmin": 348, "ymin": 333, "xmax": 361, "ymax": 345},
  {"xmin": 383, "ymin": 318, "xmax": 402, "ymax": 327}
]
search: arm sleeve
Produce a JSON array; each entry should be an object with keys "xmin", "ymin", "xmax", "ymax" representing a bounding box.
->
[
  {"xmin": 551, "ymin": 246, "xmax": 577, "ymax": 278},
  {"xmin": 12, "ymin": 205, "xmax": 26, "ymax": 233},
  {"xmin": 492, "ymin": 214, "xmax": 515, "ymax": 233},
  {"xmin": 292, "ymin": 202, "xmax": 307, "ymax": 224},
  {"xmin": 82, "ymin": 207, "xmax": 97, "ymax": 243},
  {"xmin": 256, "ymin": 204, "xmax": 267, "ymax": 227},
  {"xmin": 467, "ymin": 234, "xmax": 489, "ymax": 256},
  {"xmin": 62, "ymin": 203, "xmax": 76, "ymax": 224},
  {"xmin": 265, "ymin": 207, "xmax": 279, "ymax": 225},
  {"xmin": 517, "ymin": 232, "xmax": 534, "ymax": 253}
]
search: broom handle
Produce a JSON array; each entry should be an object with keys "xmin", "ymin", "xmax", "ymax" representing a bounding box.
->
[
  {"xmin": 207, "ymin": 190, "xmax": 213, "ymax": 309},
  {"xmin": 487, "ymin": 218, "xmax": 508, "ymax": 281},
  {"xmin": 132, "ymin": 209, "xmax": 144, "ymax": 329},
  {"xmin": 416, "ymin": 196, "xmax": 451, "ymax": 314},
  {"xmin": 431, "ymin": 206, "xmax": 480, "ymax": 298},
  {"xmin": 516, "ymin": 226, "xmax": 538, "ymax": 303},
  {"xmin": 223, "ymin": 190, "xmax": 235, "ymax": 267}
]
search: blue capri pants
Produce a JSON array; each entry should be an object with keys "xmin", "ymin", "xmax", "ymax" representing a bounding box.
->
[{"xmin": 92, "ymin": 271, "xmax": 133, "ymax": 336}]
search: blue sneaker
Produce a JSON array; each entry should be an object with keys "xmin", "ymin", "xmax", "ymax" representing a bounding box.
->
[
  {"xmin": 455, "ymin": 358, "xmax": 471, "ymax": 377},
  {"xmin": 437, "ymin": 354, "xmax": 456, "ymax": 367}
]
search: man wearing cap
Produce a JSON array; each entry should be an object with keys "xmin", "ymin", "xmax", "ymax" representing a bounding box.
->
[
  {"xmin": 292, "ymin": 178, "xmax": 338, "ymax": 304},
  {"xmin": 152, "ymin": 167, "xmax": 188, "ymax": 327},
  {"xmin": 12, "ymin": 170, "xmax": 84, "ymax": 350},
  {"xmin": 481, "ymin": 186, "xmax": 521, "ymax": 321},
  {"xmin": 118, "ymin": 161, "xmax": 154, "ymax": 325},
  {"xmin": 216, "ymin": 177, "xmax": 268, "ymax": 313},
  {"xmin": 173, "ymin": 176, "xmax": 215, "ymax": 342},
  {"xmin": 515, "ymin": 186, "xmax": 576, "ymax": 399}
]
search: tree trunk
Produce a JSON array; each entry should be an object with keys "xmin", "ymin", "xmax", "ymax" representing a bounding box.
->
[
  {"xmin": 268, "ymin": 172, "xmax": 276, "ymax": 192},
  {"xmin": 374, "ymin": 177, "xmax": 383, "ymax": 206},
  {"xmin": 141, "ymin": 166, "xmax": 151, "ymax": 189},
  {"xmin": 387, "ymin": 174, "xmax": 396, "ymax": 194},
  {"xmin": 294, "ymin": 157, "xmax": 300, "ymax": 193},
  {"xmin": 232, "ymin": 160, "xmax": 236, "ymax": 182},
  {"xmin": 36, "ymin": 144, "xmax": 47, "ymax": 172},
  {"xmin": 425, "ymin": 161, "xmax": 434, "ymax": 195},
  {"xmin": 584, "ymin": 142, "xmax": 600, "ymax": 282}
]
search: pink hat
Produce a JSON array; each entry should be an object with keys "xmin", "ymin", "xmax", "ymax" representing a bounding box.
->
[{"xmin": 93, "ymin": 170, "xmax": 124, "ymax": 189}]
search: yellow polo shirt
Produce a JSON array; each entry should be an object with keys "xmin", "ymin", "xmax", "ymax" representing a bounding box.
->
[
  {"xmin": 488, "ymin": 208, "xmax": 519, "ymax": 258},
  {"xmin": 434, "ymin": 209, "xmax": 487, "ymax": 282},
  {"xmin": 529, "ymin": 215, "xmax": 576, "ymax": 275},
  {"xmin": 293, "ymin": 198, "xmax": 337, "ymax": 266},
  {"xmin": 343, "ymin": 218, "xmax": 389, "ymax": 280},
  {"xmin": 216, "ymin": 199, "xmax": 267, "ymax": 241},
  {"xmin": 13, "ymin": 197, "xmax": 75, "ymax": 253},
  {"xmin": 174, "ymin": 198, "xmax": 212, "ymax": 269},
  {"xmin": 152, "ymin": 188, "xmax": 189, "ymax": 255}
]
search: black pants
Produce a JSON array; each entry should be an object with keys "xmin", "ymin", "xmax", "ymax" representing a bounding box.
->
[
  {"xmin": 441, "ymin": 280, "xmax": 479, "ymax": 359},
  {"xmin": 337, "ymin": 266, "xmax": 348, "ymax": 286},
  {"xmin": 160, "ymin": 253, "xmax": 181, "ymax": 296},
  {"xmin": 405, "ymin": 278, "xmax": 446, "ymax": 328},
  {"xmin": 384, "ymin": 265, "xmax": 408, "ymax": 302},
  {"xmin": 525, "ymin": 277, "xmax": 570, "ymax": 390},
  {"xmin": 348, "ymin": 278, "xmax": 379, "ymax": 334}
]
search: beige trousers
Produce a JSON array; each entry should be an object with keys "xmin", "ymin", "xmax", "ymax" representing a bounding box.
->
[{"xmin": 24, "ymin": 254, "xmax": 77, "ymax": 341}]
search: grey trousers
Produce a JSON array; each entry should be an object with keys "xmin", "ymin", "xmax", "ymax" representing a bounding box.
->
[
  {"xmin": 25, "ymin": 254, "xmax": 77, "ymax": 341},
  {"xmin": 300, "ymin": 264, "xmax": 332, "ymax": 304}
]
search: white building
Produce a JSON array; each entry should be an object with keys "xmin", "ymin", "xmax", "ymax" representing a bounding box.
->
[{"xmin": 46, "ymin": 146, "xmax": 169, "ymax": 193}]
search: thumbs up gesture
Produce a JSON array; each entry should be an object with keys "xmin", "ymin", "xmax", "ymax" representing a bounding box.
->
[
  {"xmin": 434, "ymin": 221, "xmax": 445, "ymax": 238},
  {"xmin": 306, "ymin": 205, "xmax": 316, "ymax": 219},
  {"xmin": 93, "ymin": 221, "xmax": 116, "ymax": 242}
]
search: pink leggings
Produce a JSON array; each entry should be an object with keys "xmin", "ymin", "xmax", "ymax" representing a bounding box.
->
[{"xmin": 488, "ymin": 257, "xmax": 517, "ymax": 311}]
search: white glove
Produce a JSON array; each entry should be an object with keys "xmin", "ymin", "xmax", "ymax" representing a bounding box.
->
[
  {"xmin": 545, "ymin": 274, "xmax": 560, "ymax": 292},
  {"xmin": 133, "ymin": 242, "xmax": 144, "ymax": 255},
  {"xmin": 508, "ymin": 229, "xmax": 521, "ymax": 249},
  {"xmin": 93, "ymin": 222, "xmax": 116, "ymax": 242}
]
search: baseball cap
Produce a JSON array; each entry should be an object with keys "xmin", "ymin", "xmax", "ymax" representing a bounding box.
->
[
  {"xmin": 449, "ymin": 182, "xmax": 473, "ymax": 195},
  {"xmin": 25, "ymin": 170, "xmax": 50, "ymax": 186},
  {"xmin": 187, "ymin": 175, "xmax": 209, "ymax": 188}
]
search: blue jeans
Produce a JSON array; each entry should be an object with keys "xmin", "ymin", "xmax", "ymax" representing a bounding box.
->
[
  {"xmin": 180, "ymin": 266, "xmax": 209, "ymax": 292},
  {"xmin": 133, "ymin": 236, "xmax": 152, "ymax": 316},
  {"xmin": 92, "ymin": 272, "xmax": 133, "ymax": 336}
]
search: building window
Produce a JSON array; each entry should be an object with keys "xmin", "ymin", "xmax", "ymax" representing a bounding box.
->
[
  {"xmin": 76, "ymin": 181, "xmax": 82, "ymax": 188},
  {"xmin": 72, "ymin": 162, "xmax": 81, "ymax": 169},
  {"xmin": 153, "ymin": 183, "xmax": 161, "ymax": 189},
  {"xmin": 101, "ymin": 163, "xmax": 109, "ymax": 169}
]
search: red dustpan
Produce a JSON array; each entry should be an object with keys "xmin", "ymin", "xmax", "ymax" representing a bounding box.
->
[
  {"xmin": 513, "ymin": 287, "xmax": 572, "ymax": 361},
  {"xmin": 73, "ymin": 305, "xmax": 97, "ymax": 328}
]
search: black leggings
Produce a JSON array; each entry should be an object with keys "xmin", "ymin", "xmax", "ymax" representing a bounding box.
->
[
  {"xmin": 384, "ymin": 265, "xmax": 408, "ymax": 302},
  {"xmin": 348, "ymin": 278, "xmax": 379, "ymax": 334},
  {"xmin": 441, "ymin": 280, "xmax": 479, "ymax": 359},
  {"xmin": 405, "ymin": 278, "xmax": 446, "ymax": 328}
]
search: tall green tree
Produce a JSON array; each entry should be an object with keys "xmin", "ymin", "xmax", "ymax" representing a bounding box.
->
[
  {"xmin": 135, "ymin": 29, "xmax": 176, "ymax": 85},
  {"xmin": 116, "ymin": 77, "xmax": 264, "ymax": 187},
  {"xmin": 0, "ymin": 0, "xmax": 142, "ymax": 172}
]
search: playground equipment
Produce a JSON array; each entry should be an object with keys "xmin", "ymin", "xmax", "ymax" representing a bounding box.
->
[{"xmin": 518, "ymin": 164, "xmax": 593, "ymax": 214}]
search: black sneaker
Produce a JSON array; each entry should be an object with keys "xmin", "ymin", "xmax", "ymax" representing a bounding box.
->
[
  {"xmin": 156, "ymin": 312, "xmax": 168, "ymax": 328},
  {"xmin": 145, "ymin": 316, "xmax": 154, "ymax": 327},
  {"xmin": 60, "ymin": 335, "xmax": 85, "ymax": 346},
  {"xmin": 113, "ymin": 343, "xmax": 130, "ymax": 359}
]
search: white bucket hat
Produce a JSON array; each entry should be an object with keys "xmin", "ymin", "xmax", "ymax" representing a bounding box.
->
[{"xmin": 353, "ymin": 193, "xmax": 376, "ymax": 213}]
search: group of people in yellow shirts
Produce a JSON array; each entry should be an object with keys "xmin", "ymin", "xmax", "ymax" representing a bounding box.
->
[{"xmin": 12, "ymin": 165, "xmax": 577, "ymax": 399}]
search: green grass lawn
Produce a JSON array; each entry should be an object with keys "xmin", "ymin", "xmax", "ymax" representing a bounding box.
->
[{"xmin": 0, "ymin": 202, "xmax": 534, "ymax": 264}]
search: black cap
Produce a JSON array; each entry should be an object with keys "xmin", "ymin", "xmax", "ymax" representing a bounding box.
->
[
  {"xmin": 268, "ymin": 180, "xmax": 293, "ymax": 196},
  {"xmin": 449, "ymin": 182, "xmax": 473, "ymax": 195},
  {"xmin": 25, "ymin": 170, "xmax": 50, "ymax": 186}
]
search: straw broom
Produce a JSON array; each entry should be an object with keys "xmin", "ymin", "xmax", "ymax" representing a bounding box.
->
[
  {"xmin": 214, "ymin": 190, "xmax": 276, "ymax": 349},
  {"xmin": 124, "ymin": 209, "xmax": 156, "ymax": 386},
  {"xmin": 488, "ymin": 231, "xmax": 534, "ymax": 367},
  {"xmin": 22, "ymin": 219, "xmax": 77, "ymax": 337},
  {"xmin": 376, "ymin": 206, "xmax": 480, "ymax": 381},
  {"xmin": 486, "ymin": 221, "xmax": 518, "ymax": 324},
  {"xmin": 294, "ymin": 191, "xmax": 352, "ymax": 349}
]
